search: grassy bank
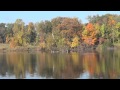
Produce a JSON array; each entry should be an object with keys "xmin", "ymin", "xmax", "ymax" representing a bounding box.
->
[
  {"xmin": 0, "ymin": 44, "xmax": 42, "ymax": 52},
  {"xmin": 96, "ymin": 43, "xmax": 120, "ymax": 53},
  {"xmin": 0, "ymin": 44, "xmax": 10, "ymax": 52},
  {"xmin": 114, "ymin": 43, "xmax": 120, "ymax": 49},
  {"xmin": 0, "ymin": 44, "xmax": 97, "ymax": 53}
]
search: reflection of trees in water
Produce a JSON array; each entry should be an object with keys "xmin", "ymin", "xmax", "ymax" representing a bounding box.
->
[
  {"xmin": 0, "ymin": 52, "xmax": 37, "ymax": 79},
  {"xmin": 27, "ymin": 54, "xmax": 36, "ymax": 76},
  {"xmin": 36, "ymin": 52, "xmax": 53, "ymax": 78},
  {"xmin": 94, "ymin": 50, "xmax": 120, "ymax": 79},
  {"xmin": 0, "ymin": 50, "xmax": 120, "ymax": 79},
  {"xmin": 82, "ymin": 51, "xmax": 99, "ymax": 78},
  {"xmin": 0, "ymin": 52, "xmax": 79, "ymax": 79},
  {"xmin": 82, "ymin": 50, "xmax": 120, "ymax": 79},
  {"xmin": 6, "ymin": 52, "xmax": 27, "ymax": 78},
  {"xmin": 60, "ymin": 52, "xmax": 83, "ymax": 79},
  {"xmin": 0, "ymin": 54, "xmax": 7, "ymax": 76},
  {"xmin": 36, "ymin": 52, "xmax": 84, "ymax": 79}
]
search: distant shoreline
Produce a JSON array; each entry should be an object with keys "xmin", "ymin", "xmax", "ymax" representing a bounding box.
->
[{"xmin": 0, "ymin": 44, "xmax": 119, "ymax": 53}]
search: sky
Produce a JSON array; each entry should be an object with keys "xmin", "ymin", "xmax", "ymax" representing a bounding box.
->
[{"xmin": 0, "ymin": 11, "xmax": 120, "ymax": 24}]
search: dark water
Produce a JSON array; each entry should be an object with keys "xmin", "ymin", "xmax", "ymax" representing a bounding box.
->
[{"xmin": 0, "ymin": 50, "xmax": 120, "ymax": 79}]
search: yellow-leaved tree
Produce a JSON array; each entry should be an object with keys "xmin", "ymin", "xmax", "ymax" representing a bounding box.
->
[{"xmin": 71, "ymin": 36, "xmax": 79, "ymax": 48}]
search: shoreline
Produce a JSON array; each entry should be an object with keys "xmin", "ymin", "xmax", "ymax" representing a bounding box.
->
[{"xmin": 0, "ymin": 45, "xmax": 119, "ymax": 53}]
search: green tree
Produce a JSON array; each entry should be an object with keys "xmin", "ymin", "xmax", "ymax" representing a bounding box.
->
[
  {"xmin": 12, "ymin": 19, "xmax": 24, "ymax": 34},
  {"xmin": 0, "ymin": 23, "xmax": 6, "ymax": 43},
  {"xmin": 27, "ymin": 22, "xmax": 36, "ymax": 44},
  {"xmin": 115, "ymin": 22, "xmax": 120, "ymax": 43}
]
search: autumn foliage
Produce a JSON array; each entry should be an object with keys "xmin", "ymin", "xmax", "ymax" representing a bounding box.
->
[
  {"xmin": 82, "ymin": 23, "xmax": 97, "ymax": 45},
  {"xmin": 86, "ymin": 23, "xmax": 94, "ymax": 31},
  {"xmin": 10, "ymin": 37, "xmax": 18, "ymax": 48},
  {"xmin": 71, "ymin": 36, "xmax": 79, "ymax": 48},
  {"xmin": 83, "ymin": 52, "xmax": 98, "ymax": 75},
  {"xmin": 0, "ymin": 14, "xmax": 119, "ymax": 50}
]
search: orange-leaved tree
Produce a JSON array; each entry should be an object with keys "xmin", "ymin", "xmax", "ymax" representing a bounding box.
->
[{"xmin": 82, "ymin": 23, "xmax": 97, "ymax": 46}]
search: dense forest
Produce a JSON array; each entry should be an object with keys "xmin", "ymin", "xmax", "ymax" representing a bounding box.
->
[{"xmin": 0, "ymin": 14, "xmax": 120, "ymax": 51}]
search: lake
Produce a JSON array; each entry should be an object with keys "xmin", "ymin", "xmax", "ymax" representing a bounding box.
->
[{"xmin": 0, "ymin": 50, "xmax": 120, "ymax": 79}]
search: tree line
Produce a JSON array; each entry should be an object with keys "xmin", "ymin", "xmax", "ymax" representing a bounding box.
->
[{"xmin": 0, "ymin": 14, "xmax": 120, "ymax": 51}]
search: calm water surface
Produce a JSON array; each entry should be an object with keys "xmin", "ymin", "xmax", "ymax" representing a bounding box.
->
[{"xmin": 0, "ymin": 50, "xmax": 120, "ymax": 79}]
